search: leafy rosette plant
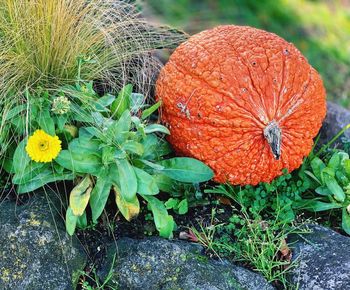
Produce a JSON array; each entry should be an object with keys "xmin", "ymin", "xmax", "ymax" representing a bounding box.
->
[
  {"xmin": 5, "ymin": 82, "xmax": 213, "ymax": 238},
  {"xmin": 298, "ymin": 150, "xmax": 350, "ymax": 234}
]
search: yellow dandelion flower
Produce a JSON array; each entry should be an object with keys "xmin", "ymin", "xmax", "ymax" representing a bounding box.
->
[{"xmin": 25, "ymin": 130, "xmax": 62, "ymax": 163}]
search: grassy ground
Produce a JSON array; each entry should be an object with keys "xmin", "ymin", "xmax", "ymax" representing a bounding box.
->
[{"xmin": 146, "ymin": 0, "xmax": 350, "ymax": 107}]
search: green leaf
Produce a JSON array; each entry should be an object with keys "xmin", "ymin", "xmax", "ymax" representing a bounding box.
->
[
  {"xmin": 177, "ymin": 199, "xmax": 188, "ymax": 215},
  {"xmin": 141, "ymin": 135, "xmax": 172, "ymax": 160},
  {"xmin": 141, "ymin": 101, "xmax": 161, "ymax": 120},
  {"xmin": 300, "ymin": 200, "xmax": 343, "ymax": 212},
  {"xmin": 56, "ymin": 150, "xmax": 102, "ymax": 175},
  {"xmin": 328, "ymin": 153, "xmax": 341, "ymax": 171},
  {"xmin": 114, "ymin": 186, "xmax": 140, "ymax": 221},
  {"xmin": 134, "ymin": 167, "xmax": 159, "ymax": 195},
  {"xmin": 323, "ymin": 174, "xmax": 346, "ymax": 202},
  {"xmin": 69, "ymin": 138, "xmax": 101, "ymax": 156},
  {"xmin": 320, "ymin": 167, "xmax": 335, "ymax": 184},
  {"xmin": 95, "ymin": 94, "xmax": 115, "ymax": 111},
  {"xmin": 55, "ymin": 115, "xmax": 68, "ymax": 131},
  {"xmin": 66, "ymin": 207, "xmax": 78, "ymax": 236},
  {"xmin": 77, "ymin": 211, "xmax": 88, "ymax": 229},
  {"xmin": 90, "ymin": 177, "xmax": 112, "ymax": 223},
  {"xmin": 315, "ymin": 186, "xmax": 331, "ymax": 196},
  {"xmin": 13, "ymin": 139, "xmax": 30, "ymax": 174},
  {"xmin": 4, "ymin": 104, "xmax": 26, "ymax": 121},
  {"xmin": 130, "ymin": 93, "xmax": 145, "ymax": 113},
  {"xmin": 70, "ymin": 103, "xmax": 94, "ymax": 123},
  {"xmin": 12, "ymin": 162, "xmax": 46, "ymax": 184},
  {"xmin": 17, "ymin": 171, "xmax": 74, "ymax": 194},
  {"xmin": 70, "ymin": 175, "xmax": 93, "ymax": 216},
  {"xmin": 153, "ymin": 174, "xmax": 174, "ymax": 193},
  {"xmin": 158, "ymin": 157, "xmax": 214, "ymax": 183},
  {"xmin": 165, "ymin": 198, "xmax": 179, "ymax": 209},
  {"xmin": 111, "ymin": 84, "xmax": 132, "ymax": 118},
  {"xmin": 144, "ymin": 124, "xmax": 170, "ymax": 135},
  {"xmin": 142, "ymin": 195, "xmax": 175, "ymax": 238},
  {"xmin": 37, "ymin": 110, "xmax": 55, "ymax": 135},
  {"xmin": 122, "ymin": 141, "xmax": 144, "ymax": 156},
  {"xmin": 310, "ymin": 157, "xmax": 325, "ymax": 181},
  {"xmin": 342, "ymin": 207, "xmax": 350, "ymax": 235},
  {"xmin": 117, "ymin": 159, "xmax": 137, "ymax": 201},
  {"xmin": 344, "ymin": 159, "xmax": 350, "ymax": 178},
  {"xmin": 140, "ymin": 159, "xmax": 165, "ymax": 171},
  {"xmin": 108, "ymin": 110, "xmax": 132, "ymax": 144}
]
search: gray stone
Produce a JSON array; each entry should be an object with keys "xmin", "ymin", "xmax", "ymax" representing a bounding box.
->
[
  {"xmin": 98, "ymin": 237, "xmax": 274, "ymax": 290},
  {"xmin": 318, "ymin": 101, "xmax": 350, "ymax": 147},
  {"xmin": 0, "ymin": 192, "xmax": 86, "ymax": 290},
  {"xmin": 289, "ymin": 224, "xmax": 350, "ymax": 290}
]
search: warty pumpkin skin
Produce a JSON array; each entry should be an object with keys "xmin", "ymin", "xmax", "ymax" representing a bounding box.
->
[{"xmin": 156, "ymin": 25, "xmax": 327, "ymax": 185}]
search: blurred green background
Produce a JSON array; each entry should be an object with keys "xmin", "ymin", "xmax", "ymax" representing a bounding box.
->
[{"xmin": 145, "ymin": 0, "xmax": 350, "ymax": 107}]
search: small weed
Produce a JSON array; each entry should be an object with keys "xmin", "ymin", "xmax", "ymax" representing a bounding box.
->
[{"xmin": 79, "ymin": 254, "xmax": 118, "ymax": 290}]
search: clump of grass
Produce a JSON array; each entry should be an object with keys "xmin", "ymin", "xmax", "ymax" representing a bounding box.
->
[{"xmin": 0, "ymin": 0, "xmax": 186, "ymax": 153}]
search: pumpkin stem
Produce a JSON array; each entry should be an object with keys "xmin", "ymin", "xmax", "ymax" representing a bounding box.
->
[{"xmin": 264, "ymin": 120, "xmax": 281, "ymax": 160}]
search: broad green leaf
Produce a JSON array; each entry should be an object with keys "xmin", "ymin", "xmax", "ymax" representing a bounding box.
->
[
  {"xmin": 141, "ymin": 101, "xmax": 161, "ymax": 120},
  {"xmin": 323, "ymin": 174, "xmax": 345, "ymax": 202},
  {"xmin": 158, "ymin": 157, "xmax": 214, "ymax": 183},
  {"xmin": 90, "ymin": 176, "xmax": 112, "ymax": 223},
  {"xmin": 310, "ymin": 157, "xmax": 325, "ymax": 181},
  {"xmin": 165, "ymin": 198, "xmax": 179, "ymax": 209},
  {"xmin": 76, "ymin": 211, "xmax": 88, "ymax": 229},
  {"xmin": 320, "ymin": 167, "xmax": 335, "ymax": 184},
  {"xmin": 56, "ymin": 150, "xmax": 102, "ymax": 175},
  {"xmin": 69, "ymin": 138, "xmax": 101, "ymax": 156},
  {"xmin": 12, "ymin": 162, "xmax": 46, "ymax": 184},
  {"xmin": 114, "ymin": 186, "xmax": 140, "ymax": 221},
  {"xmin": 142, "ymin": 195, "xmax": 175, "ymax": 238},
  {"xmin": 108, "ymin": 110, "xmax": 131, "ymax": 144},
  {"xmin": 55, "ymin": 115, "xmax": 68, "ymax": 131},
  {"xmin": 117, "ymin": 159, "xmax": 137, "ymax": 201},
  {"xmin": 122, "ymin": 141, "xmax": 144, "ymax": 156},
  {"xmin": 315, "ymin": 186, "xmax": 331, "ymax": 196},
  {"xmin": 95, "ymin": 94, "xmax": 115, "ymax": 111},
  {"xmin": 177, "ymin": 199, "xmax": 189, "ymax": 215},
  {"xmin": 70, "ymin": 175, "xmax": 93, "ymax": 216},
  {"xmin": 70, "ymin": 103, "xmax": 94, "ymax": 123},
  {"xmin": 141, "ymin": 135, "xmax": 171, "ymax": 160},
  {"xmin": 37, "ymin": 110, "xmax": 55, "ymax": 135},
  {"xmin": 134, "ymin": 167, "xmax": 159, "ymax": 195},
  {"xmin": 130, "ymin": 93, "xmax": 145, "ymax": 113},
  {"xmin": 336, "ymin": 171, "xmax": 350, "ymax": 186},
  {"xmin": 140, "ymin": 159, "xmax": 165, "ymax": 171},
  {"xmin": 328, "ymin": 153, "xmax": 341, "ymax": 171},
  {"xmin": 4, "ymin": 104, "xmax": 26, "ymax": 121},
  {"xmin": 66, "ymin": 207, "xmax": 78, "ymax": 236},
  {"xmin": 17, "ymin": 171, "xmax": 74, "ymax": 194},
  {"xmin": 111, "ymin": 84, "xmax": 132, "ymax": 118},
  {"xmin": 344, "ymin": 159, "xmax": 350, "ymax": 178},
  {"xmin": 102, "ymin": 146, "xmax": 116, "ymax": 165},
  {"xmin": 144, "ymin": 124, "xmax": 170, "ymax": 135},
  {"xmin": 304, "ymin": 170, "xmax": 322, "ymax": 185},
  {"xmin": 153, "ymin": 174, "xmax": 174, "ymax": 193},
  {"xmin": 342, "ymin": 207, "xmax": 350, "ymax": 235},
  {"xmin": 13, "ymin": 139, "xmax": 30, "ymax": 174},
  {"xmin": 108, "ymin": 164, "xmax": 120, "ymax": 185}
]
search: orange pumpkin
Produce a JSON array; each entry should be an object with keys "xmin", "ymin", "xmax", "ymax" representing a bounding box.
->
[{"xmin": 156, "ymin": 25, "xmax": 327, "ymax": 185}]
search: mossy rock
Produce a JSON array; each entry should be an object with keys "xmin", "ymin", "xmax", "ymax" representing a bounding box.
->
[
  {"xmin": 98, "ymin": 237, "xmax": 274, "ymax": 290},
  {"xmin": 0, "ymin": 192, "xmax": 86, "ymax": 290}
]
